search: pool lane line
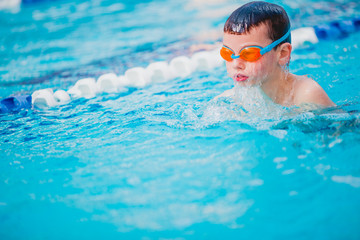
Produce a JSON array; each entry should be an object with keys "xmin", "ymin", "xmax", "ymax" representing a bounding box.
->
[{"xmin": 1, "ymin": 17, "xmax": 360, "ymax": 113}]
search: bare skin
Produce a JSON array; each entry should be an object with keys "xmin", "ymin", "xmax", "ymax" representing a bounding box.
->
[{"xmin": 216, "ymin": 24, "xmax": 335, "ymax": 108}]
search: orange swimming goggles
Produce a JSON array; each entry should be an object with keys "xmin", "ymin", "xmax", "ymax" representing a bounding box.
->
[{"xmin": 220, "ymin": 29, "xmax": 291, "ymax": 62}]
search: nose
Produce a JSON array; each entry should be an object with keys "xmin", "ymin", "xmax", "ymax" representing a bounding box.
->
[{"xmin": 230, "ymin": 58, "xmax": 246, "ymax": 70}]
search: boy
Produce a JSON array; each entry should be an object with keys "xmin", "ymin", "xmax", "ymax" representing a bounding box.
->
[{"xmin": 216, "ymin": 1, "xmax": 335, "ymax": 108}]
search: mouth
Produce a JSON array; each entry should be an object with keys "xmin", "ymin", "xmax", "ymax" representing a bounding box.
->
[{"xmin": 234, "ymin": 74, "xmax": 249, "ymax": 82}]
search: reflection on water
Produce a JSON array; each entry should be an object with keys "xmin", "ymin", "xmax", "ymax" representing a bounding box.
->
[{"xmin": 63, "ymin": 146, "xmax": 260, "ymax": 231}]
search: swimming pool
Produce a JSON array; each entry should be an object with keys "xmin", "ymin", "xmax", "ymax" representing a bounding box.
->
[{"xmin": 1, "ymin": 0, "xmax": 360, "ymax": 239}]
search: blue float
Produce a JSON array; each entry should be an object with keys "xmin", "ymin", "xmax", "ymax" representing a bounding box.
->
[
  {"xmin": 353, "ymin": 17, "xmax": 360, "ymax": 30},
  {"xmin": 0, "ymin": 95, "xmax": 32, "ymax": 113},
  {"xmin": 314, "ymin": 23, "xmax": 344, "ymax": 40},
  {"xmin": 314, "ymin": 18, "xmax": 360, "ymax": 40}
]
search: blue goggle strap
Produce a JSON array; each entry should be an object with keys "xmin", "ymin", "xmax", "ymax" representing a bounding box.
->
[{"xmin": 260, "ymin": 29, "xmax": 291, "ymax": 55}]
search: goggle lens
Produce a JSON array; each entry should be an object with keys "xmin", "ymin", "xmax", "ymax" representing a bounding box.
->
[
  {"xmin": 240, "ymin": 47, "xmax": 262, "ymax": 62},
  {"xmin": 220, "ymin": 46, "xmax": 262, "ymax": 62},
  {"xmin": 220, "ymin": 47, "xmax": 234, "ymax": 62}
]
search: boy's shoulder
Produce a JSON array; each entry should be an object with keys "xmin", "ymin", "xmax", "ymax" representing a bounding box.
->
[{"xmin": 292, "ymin": 75, "xmax": 335, "ymax": 107}]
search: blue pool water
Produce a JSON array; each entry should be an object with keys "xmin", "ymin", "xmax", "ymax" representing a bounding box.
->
[{"xmin": 1, "ymin": 0, "xmax": 360, "ymax": 239}]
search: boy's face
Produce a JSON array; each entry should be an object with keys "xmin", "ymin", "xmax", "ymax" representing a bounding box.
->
[{"xmin": 223, "ymin": 24, "xmax": 280, "ymax": 86}]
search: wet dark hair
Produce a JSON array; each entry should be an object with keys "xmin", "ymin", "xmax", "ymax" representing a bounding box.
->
[{"xmin": 224, "ymin": 1, "xmax": 291, "ymax": 46}]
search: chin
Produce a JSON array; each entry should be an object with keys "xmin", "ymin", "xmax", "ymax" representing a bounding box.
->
[{"xmin": 234, "ymin": 78, "xmax": 260, "ymax": 87}]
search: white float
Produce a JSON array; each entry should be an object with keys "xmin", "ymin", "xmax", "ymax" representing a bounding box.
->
[
  {"xmin": 291, "ymin": 27, "xmax": 319, "ymax": 49},
  {"xmin": 96, "ymin": 73, "xmax": 123, "ymax": 93},
  {"xmin": 209, "ymin": 47, "xmax": 224, "ymax": 67},
  {"xmin": 146, "ymin": 61, "xmax": 173, "ymax": 83},
  {"xmin": 68, "ymin": 78, "xmax": 98, "ymax": 99},
  {"xmin": 124, "ymin": 67, "xmax": 150, "ymax": 88},
  {"xmin": 31, "ymin": 89, "xmax": 58, "ymax": 108},
  {"xmin": 191, "ymin": 50, "xmax": 224, "ymax": 71},
  {"xmin": 169, "ymin": 56, "xmax": 194, "ymax": 78},
  {"xmin": 53, "ymin": 90, "xmax": 71, "ymax": 104}
]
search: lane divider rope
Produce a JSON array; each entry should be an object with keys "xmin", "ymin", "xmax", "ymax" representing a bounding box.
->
[{"xmin": 1, "ymin": 18, "xmax": 359, "ymax": 113}]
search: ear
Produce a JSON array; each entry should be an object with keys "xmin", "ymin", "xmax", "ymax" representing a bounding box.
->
[{"xmin": 277, "ymin": 43, "xmax": 292, "ymax": 66}]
